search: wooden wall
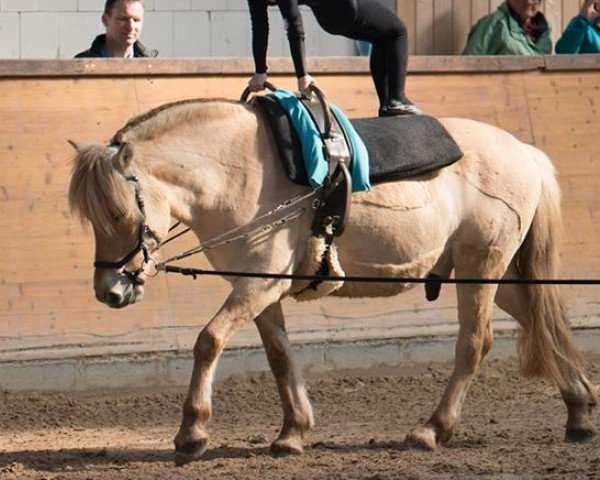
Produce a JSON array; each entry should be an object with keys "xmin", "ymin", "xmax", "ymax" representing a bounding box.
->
[
  {"xmin": 0, "ymin": 57, "xmax": 599, "ymax": 365},
  {"xmin": 396, "ymin": 0, "xmax": 587, "ymax": 54}
]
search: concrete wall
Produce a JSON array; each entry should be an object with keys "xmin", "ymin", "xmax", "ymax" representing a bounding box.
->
[{"xmin": 0, "ymin": 0, "xmax": 362, "ymax": 59}]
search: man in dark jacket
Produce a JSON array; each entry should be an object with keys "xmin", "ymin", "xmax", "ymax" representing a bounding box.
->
[{"xmin": 75, "ymin": 0, "xmax": 157, "ymax": 58}]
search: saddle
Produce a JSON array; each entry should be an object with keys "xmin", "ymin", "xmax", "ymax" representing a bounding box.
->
[
  {"xmin": 241, "ymin": 84, "xmax": 464, "ymax": 300},
  {"xmin": 242, "ymin": 85, "xmax": 464, "ymax": 236},
  {"xmin": 243, "ymin": 85, "xmax": 359, "ymax": 239}
]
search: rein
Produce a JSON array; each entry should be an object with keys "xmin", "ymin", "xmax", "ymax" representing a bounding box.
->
[{"xmin": 156, "ymin": 189, "xmax": 319, "ymax": 272}]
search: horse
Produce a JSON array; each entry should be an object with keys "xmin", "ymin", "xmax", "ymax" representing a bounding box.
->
[{"xmin": 68, "ymin": 97, "xmax": 597, "ymax": 465}]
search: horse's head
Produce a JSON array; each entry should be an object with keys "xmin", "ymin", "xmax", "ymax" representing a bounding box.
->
[{"xmin": 68, "ymin": 140, "xmax": 170, "ymax": 308}]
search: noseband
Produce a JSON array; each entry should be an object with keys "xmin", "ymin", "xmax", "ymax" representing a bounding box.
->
[{"xmin": 93, "ymin": 174, "xmax": 161, "ymax": 279}]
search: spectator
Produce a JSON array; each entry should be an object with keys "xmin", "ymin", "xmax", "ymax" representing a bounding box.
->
[
  {"xmin": 462, "ymin": 0, "xmax": 552, "ymax": 55},
  {"xmin": 556, "ymin": 0, "xmax": 600, "ymax": 54},
  {"xmin": 75, "ymin": 0, "xmax": 157, "ymax": 58},
  {"xmin": 247, "ymin": 0, "xmax": 421, "ymax": 117}
]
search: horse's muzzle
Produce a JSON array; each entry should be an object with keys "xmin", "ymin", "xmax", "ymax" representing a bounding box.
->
[{"xmin": 95, "ymin": 270, "xmax": 145, "ymax": 308}]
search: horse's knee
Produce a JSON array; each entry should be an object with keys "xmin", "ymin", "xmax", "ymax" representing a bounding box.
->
[{"xmin": 194, "ymin": 329, "xmax": 224, "ymax": 361}]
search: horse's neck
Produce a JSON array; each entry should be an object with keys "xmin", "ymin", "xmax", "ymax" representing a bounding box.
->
[{"xmin": 139, "ymin": 115, "xmax": 268, "ymax": 235}]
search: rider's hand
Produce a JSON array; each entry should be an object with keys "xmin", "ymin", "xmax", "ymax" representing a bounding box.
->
[
  {"xmin": 248, "ymin": 73, "xmax": 268, "ymax": 92},
  {"xmin": 298, "ymin": 75, "xmax": 315, "ymax": 98}
]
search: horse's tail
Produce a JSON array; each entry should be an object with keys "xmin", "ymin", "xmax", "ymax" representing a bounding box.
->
[{"xmin": 515, "ymin": 149, "xmax": 584, "ymax": 388}]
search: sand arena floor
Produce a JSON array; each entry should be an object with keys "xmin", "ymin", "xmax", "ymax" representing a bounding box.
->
[{"xmin": 1, "ymin": 353, "xmax": 599, "ymax": 480}]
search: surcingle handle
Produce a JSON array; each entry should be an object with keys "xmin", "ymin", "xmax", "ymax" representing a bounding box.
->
[{"xmin": 240, "ymin": 81, "xmax": 278, "ymax": 102}]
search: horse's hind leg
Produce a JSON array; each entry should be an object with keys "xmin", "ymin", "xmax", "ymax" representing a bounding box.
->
[
  {"xmin": 496, "ymin": 264, "xmax": 598, "ymax": 443},
  {"xmin": 405, "ymin": 248, "xmax": 500, "ymax": 450},
  {"xmin": 255, "ymin": 302, "xmax": 314, "ymax": 455}
]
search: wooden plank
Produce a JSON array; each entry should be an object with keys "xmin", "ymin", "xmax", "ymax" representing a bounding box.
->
[
  {"xmin": 453, "ymin": 0, "xmax": 472, "ymax": 54},
  {"xmin": 0, "ymin": 56, "xmax": 598, "ymax": 79},
  {"xmin": 415, "ymin": 0, "xmax": 435, "ymax": 55},
  {"xmin": 397, "ymin": 0, "xmax": 417, "ymax": 55},
  {"xmin": 433, "ymin": 0, "xmax": 454, "ymax": 55},
  {"xmin": 562, "ymin": 0, "xmax": 581, "ymax": 29},
  {"xmin": 471, "ymin": 0, "xmax": 490, "ymax": 26},
  {"xmin": 1, "ymin": 66, "xmax": 599, "ymax": 364},
  {"xmin": 409, "ymin": 55, "xmax": 545, "ymax": 72},
  {"xmin": 545, "ymin": 54, "xmax": 600, "ymax": 70}
]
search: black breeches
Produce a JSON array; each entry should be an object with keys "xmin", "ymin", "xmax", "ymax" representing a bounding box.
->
[{"xmin": 315, "ymin": 0, "xmax": 409, "ymax": 106}]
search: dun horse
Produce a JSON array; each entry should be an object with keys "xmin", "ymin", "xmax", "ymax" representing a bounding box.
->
[{"xmin": 68, "ymin": 98, "xmax": 597, "ymax": 465}]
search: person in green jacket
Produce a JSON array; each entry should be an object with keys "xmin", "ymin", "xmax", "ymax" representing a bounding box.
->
[
  {"xmin": 462, "ymin": 0, "xmax": 552, "ymax": 55},
  {"xmin": 556, "ymin": 0, "xmax": 600, "ymax": 54}
]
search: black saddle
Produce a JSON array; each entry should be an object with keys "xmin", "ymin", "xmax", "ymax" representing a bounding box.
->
[{"xmin": 254, "ymin": 96, "xmax": 463, "ymax": 186}]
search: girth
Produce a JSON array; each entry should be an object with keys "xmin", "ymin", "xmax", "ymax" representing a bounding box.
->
[
  {"xmin": 246, "ymin": 85, "xmax": 354, "ymax": 238},
  {"xmin": 298, "ymin": 86, "xmax": 353, "ymax": 238}
]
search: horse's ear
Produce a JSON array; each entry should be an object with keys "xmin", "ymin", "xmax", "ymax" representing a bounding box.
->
[
  {"xmin": 67, "ymin": 139, "xmax": 81, "ymax": 152},
  {"xmin": 112, "ymin": 142, "xmax": 135, "ymax": 172}
]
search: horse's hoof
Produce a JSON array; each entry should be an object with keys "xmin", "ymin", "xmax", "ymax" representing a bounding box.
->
[
  {"xmin": 270, "ymin": 437, "xmax": 304, "ymax": 456},
  {"xmin": 174, "ymin": 440, "xmax": 208, "ymax": 466},
  {"xmin": 565, "ymin": 427, "xmax": 597, "ymax": 443},
  {"xmin": 404, "ymin": 427, "xmax": 438, "ymax": 451}
]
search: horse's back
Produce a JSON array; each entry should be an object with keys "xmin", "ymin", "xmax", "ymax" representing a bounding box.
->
[
  {"xmin": 332, "ymin": 116, "xmax": 552, "ymax": 295},
  {"xmin": 439, "ymin": 117, "xmax": 538, "ymax": 161},
  {"xmin": 439, "ymin": 116, "xmax": 549, "ymax": 214}
]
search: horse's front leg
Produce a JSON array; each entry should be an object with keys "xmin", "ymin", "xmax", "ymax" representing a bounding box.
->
[
  {"xmin": 255, "ymin": 302, "xmax": 314, "ymax": 455},
  {"xmin": 174, "ymin": 282, "xmax": 285, "ymax": 465}
]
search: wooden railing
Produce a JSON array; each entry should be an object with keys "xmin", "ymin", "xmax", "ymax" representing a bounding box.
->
[{"xmin": 0, "ymin": 56, "xmax": 598, "ymax": 363}]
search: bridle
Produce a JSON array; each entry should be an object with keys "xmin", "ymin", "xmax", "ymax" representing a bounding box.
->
[{"xmin": 93, "ymin": 174, "xmax": 161, "ymax": 281}]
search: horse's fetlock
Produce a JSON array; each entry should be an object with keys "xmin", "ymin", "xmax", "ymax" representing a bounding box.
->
[
  {"xmin": 296, "ymin": 412, "xmax": 314, "ymax": 433},
  {"xmin": 182, "ymin": 399, "xmax": 211, "ymax": 426},
  {"xmin": 430, "ymin": 411, "xmax": 458, "ymax": 437},
  {"xmin": 562, "ymin": 379, "xmax": 598, "ymax": 411},
  {"xmin": 174, "ymin": 423, "xmax": 209, "ymax": 449},
  {"xmin": 285, "ymin": 411, "xmax": 313, "ymax": 436}
]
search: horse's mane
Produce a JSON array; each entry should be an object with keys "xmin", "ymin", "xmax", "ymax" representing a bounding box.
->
[
  {"xmin": 68, "ymin": 144, "xmax": 140, "ymax": 236},
  {"xmin": 111, "ymin": 98, "xmax": 243, "ymax": 144},
  {"xmin": 69, "ymin": 98, "xmax": 247, "ymax": 234}
]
